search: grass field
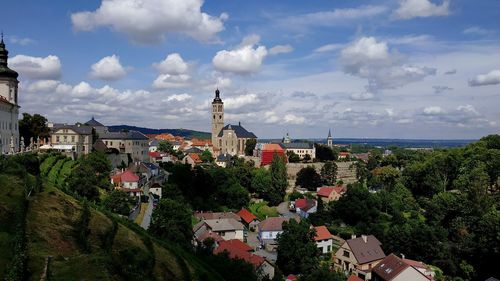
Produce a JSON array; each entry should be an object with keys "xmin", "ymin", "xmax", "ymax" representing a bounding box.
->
[{"xmin": 248, "ymin": 201, "xmax": 279, "ymax": 221}]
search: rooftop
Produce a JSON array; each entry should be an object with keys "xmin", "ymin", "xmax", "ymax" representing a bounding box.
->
[
  {"xmin": 236, "ymin": 208, "xmax": 258, "ymax": 224},
  {"xmin": 314, "ymin": 226, "xmax": 333, "ymax": 241},
  {"xmin": 346, "ymin": 235, "xmax": 385, "ymax": 265},
  {"xmin": 204, "ymin": 218, "xmax": 244, "ymax": 232},
  {"xmin": 217, "ymin": 124, "xmax": 257, "ymax": 139},
  {"xmin": 100, "ymin": 130, "xmax": 148, "ymax": 140}
]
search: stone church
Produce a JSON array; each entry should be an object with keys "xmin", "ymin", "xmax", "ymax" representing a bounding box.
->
[
  {"xmin": 0, "ymin": 36, "xmax": 19, "ymax": 154},
  {"xmin": 211, "ymin": 89, "xmax": 257, "ymax": 156}
]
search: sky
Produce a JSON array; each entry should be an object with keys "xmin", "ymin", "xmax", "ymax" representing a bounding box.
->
[{"xmin": 1, "ymin": 0, "xmax": 500, "ymax": 139}]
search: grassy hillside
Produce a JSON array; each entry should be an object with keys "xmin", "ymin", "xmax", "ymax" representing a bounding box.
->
[{"xmin": 25, "ymin": 184, "xmax": 222, "ymax": 281}]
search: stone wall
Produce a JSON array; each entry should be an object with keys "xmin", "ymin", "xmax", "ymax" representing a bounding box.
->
[{"xmin": 286, "ymin": 161, "xmax": 357, "ymax": 186}]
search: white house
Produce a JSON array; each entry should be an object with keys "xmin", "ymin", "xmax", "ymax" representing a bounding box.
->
[
  {"xmin": 295, "ymin": 198, "xmax": 317, "ymax": 218},
  {"xmin": 314, "ymin": 226, "xmax": 334, "ymax": 254},
  {"xmin": 194, "ymin": 218, "xmax": 245, "ymax": 241}
]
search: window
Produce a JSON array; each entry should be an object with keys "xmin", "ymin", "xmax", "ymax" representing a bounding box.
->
[
  {"xmin": 56, "ymin": 136, "xmax": 60, "ymax": 142},
  {"xmin": 327, "ymin": 245, "xmax": 331, "ymax": 252},
  {"xmin": 71, "ymin": 136, "xmax": 75, "ymax": 142},
  {"xmin": 343, "ymin": 250, "xmax": 350, "ymax": 258}
]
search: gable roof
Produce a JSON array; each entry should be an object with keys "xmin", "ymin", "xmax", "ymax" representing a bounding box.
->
[
  {"xmin": 295, "ymin": 198, "xmax": 316, "ymax": 212},
  {"xmin": 262, "ymin": 143, "xmax": 285, "ymax": 152},
  {"xmin": 314, "ymin": 226, "xmax": 333, "ymax": 241},
  {"xmin": 84, "ymin": 117, "xmax": 105, "ymax": 127},
  {"xmin": 52, "ymin": 124, "xmax": 93, "ymax": 135},
  {"xmin": 346, "ymin": 235, "xmax": 385, "ymax": 264},
  {"xmin": 188, "ymin": 153, "xmax": 202, "ymax": 164},
  {"xmin": 120, "ymin": 170, "xmax": 140, "ymax": 182},
  {"xmin": 214, "ymin": 245, "xmax": 265, "ymax": 268},
  {"xmin": 100, "ymin": 130, "xmax": 148, "ymax": 140},
  {"xmin": 258, "ymin": 217, "xmax": 288, "ymax": 232},
  {"xmin": 372, "ymin": 254, "xmax": 429, "ymax": 281},
  {"xmin": 217, "ymin": 124, "xmax": 257, "ymax": 138},
  {"xmin": 217, "ymin": 153, "xmax": 232, "ymax": 162},
  {"xmin": 318, "ymin": 185, "xmax": 346, "ymax": 197},
  {"xmin": 217, "ymin": 239, "xmax": 253, "ymax": 253},
  {"xmin": 237, "ymin": 208, "xmax": 258, "ymax": 224},
  {"xmin": 204, "ymin": 218, "xmax": 244, "ymax": 232}
]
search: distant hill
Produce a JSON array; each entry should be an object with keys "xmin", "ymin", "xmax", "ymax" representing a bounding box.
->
[{"xmin": 109, "ymin": 125, "xmax": 211, "ymax": 139}]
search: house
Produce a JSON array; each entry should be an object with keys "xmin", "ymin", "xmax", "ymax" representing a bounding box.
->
[
  {"xmin": 371, "ymin": 254, "xmax": 433, "ymax": 281},
  {"xmin": 314, "ymin": 226, "xmax": 334, "ymax": 254},
  {"xmin": 149, "ymin": 182, "xmax": 162, "ymax": 199},
  {"xmin": 194, "ymin": 218, "xmax": 245, "ymax": 241},
  {"xmin": 111, "ymin": 170, "xmax": 141, "ymax": 196},
  {"xmin": 149, "ymin": 139, "xmax": 159, "ymax": 152},
  {"xmin": 347, "ymin": 275, "xmax": 364, "ymax": 281},
  {"xmin": 317, "ymin": 185, "xmax": 346, "ymax": 203},
  {"xmin": 295, "ymin": 198, "xmax": 317, "ymax": 218},
  {"xmin": 260, "ymin": 144, "xmax": 286, "ymax": 166},
  {"xmin": 183, "ymin": 153, "xmax": 203, "ymax": 167},
  {"xmin": 214, "ymin": 239, "xmax": 275, "ymax": 280},
  {"xmin": 338, "ymin": 152, "xmax": 351, "ymax": 159},
  {"xmin": 216, "ymin": 153, "xmax": 232, "ymax": 167},
  {"xmin": 237, "ymin": 208, "xmax": 260, "ymax": 230},
  {"xmin": 48, "ymin": 123, "xmax": 93, "ymax": 159},
  {"xmin": 352, "ymin": 153, "xmax": 370, "ymax": 163},
  {"xmin": 257, "ymin": 217, "xmax": 288, "ymax": 249},
  {"xmin": 333, "ymin": 235, "xmax": 386, "ymax": 281},
  {"xmin": 100, "ymin": 130, "xmax": 149, "ymax": 162}
]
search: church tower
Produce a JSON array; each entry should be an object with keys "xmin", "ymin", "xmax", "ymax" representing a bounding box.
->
[
  {"xmin": 0, "ymin": 34, "xmax": 20, "ymax": 154},
  {"xmin": 327, "ymin": 129, "xmax": 333, "ymax": 148},
  {"xmin": 211, "ymin": 89, "xmax": 224, "ymax": 149}
]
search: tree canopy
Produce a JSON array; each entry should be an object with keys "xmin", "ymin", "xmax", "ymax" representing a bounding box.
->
[{"xmin": 295, "ymin": 166, "xmax": 322, "ymax": 191}]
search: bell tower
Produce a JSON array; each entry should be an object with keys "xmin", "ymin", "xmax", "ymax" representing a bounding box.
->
[{"xmin": 211, "ymin": 89, "xmax": 224, "ymax": 149}]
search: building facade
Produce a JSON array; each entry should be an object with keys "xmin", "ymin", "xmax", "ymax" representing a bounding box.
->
[
  {"xmin": 100, "ymin": 131, "xmax": 149, "ymax": 162},
  {"xmin": 211, "ymin": 89, "xmax": 257, "ymax": 156},
  {"xmin": 49, "ymin": 124, "xmax": 93, "ymax": 158},
  {"xmin": 0, "ymin": 37, "xmax": 19, "ymax": 154}
]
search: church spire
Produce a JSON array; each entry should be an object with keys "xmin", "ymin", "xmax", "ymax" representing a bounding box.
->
[
  {"xmin": 0, "ymin": 34, "xmax": 19, "ymax": 79},
  {"xmin": 213, "ymin": 88, "xmax": 222, "ymax": 103},
  {"xmin": 328, "ymin": 129, "xmax": 331, "ymax": 138}
]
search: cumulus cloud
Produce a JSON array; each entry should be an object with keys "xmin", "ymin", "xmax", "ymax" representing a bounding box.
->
[
  {"xmin": 268, "ymin": 44, "xmax": 293, "ymax": 55},
  {"xmin": 153, "ymin": 74, "xmax": 191, "ymax": 89},
  {"xmin": 224, "ymin": 94, "xmax": 261, "ymax": 110},
  {"xmin": 420, "ymin": 105, "xmax": 493, "ymax": 127},
  {"xmin": 212, "ymin": 34, "xmax": 268, "ymax": 75},
  {"xmin": 71, "ymin": 0, "xmax": 226, "ymax": 44},
  {"xmin": 339, "ymin": 37, "xmax": 436, "ymax": 91},
  {"xmin": 165, "ymin": 93, "xmax": 192, "ymax": 102},
  {"xmin": 10, "ymin": 55, "xmax": 61, "ymax": 79},
  {"xmin": 350, "ymin": 92, "xmax": 375, "ymax": 101},
  {"xmin": 89, "ymin": 55, "xmax": 128, "ymax": 81},
  {"xmin": 463, "ymin": 27, "xmax": 495, "ymax": 36},
  {"xmin": 423, "ymin": 106, "xmax": 444, "ymax": 115},
  {"xmin": 153, "ymin": 53, "xmax": 189, "ymax": 75},
  {"xmin": 393, "ymin": 0, "xmax": 450, "ymax": 20},
  {"xmin": 468, "ymin": 70, "xmax": 500, "ymax": 87},
  {"xmin": 284, "ymin": 114, "xmax": 306, "ymax": 125}
]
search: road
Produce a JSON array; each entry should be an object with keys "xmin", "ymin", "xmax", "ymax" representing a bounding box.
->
[
  {"xmin": 140, "ymin": 195, "xmax": 154, "ymax": 229},
  {"xmin": 277, "ymin": 201, "xmax": 299, "ymax": 220}
]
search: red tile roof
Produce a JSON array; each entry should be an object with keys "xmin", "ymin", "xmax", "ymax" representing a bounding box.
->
[
  {"xmin": 197, "ymin": 231, "xmax": 224, "ymax": 243},
  {"xmin": 295, "ymin": 198, "xmax": 316, "ymax": 211},
  {"xmin": 217, "ymin": 239, "xmax": 253, "ymax": 253},
  {"xmin": 262, "ymin": 143, "xmax": 284, "ymax": 152},
  {"xmin": 188, "ymin": 153, "xmax": 203, "ymax": 164},
  {"xmin": 149, "ymin": 151, "xmax": 161, "ymax": 158},
  {"xmin": 317, "ymin": 187, "xmax": 334, "ymax": 197},
  {"xmin": 191, "ymin": 138, "xmax": 212, "ymax": 147},
  {"xmin": 237, "ymin": 208, "xmax": 258, "ymax": 224},
  {"xmin": 214, "ymin": 243, "xmax": 265, "ymax": 267},
  {"xmin": 286, "ymin": 275, "xmax": 298, "ymax": 281},
  {"xmin": 347, "ymin": 274, "xmax": 364, "ymax": 281},
  {"xmin": 314, "ymin": 226, "xmax": 333, "ymax": 241},
  {"xmin": 120, "ymin": 170, "xmax": 140, "ymax": 182}
]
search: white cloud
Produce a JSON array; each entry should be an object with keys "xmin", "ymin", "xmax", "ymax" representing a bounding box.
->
[
  {"xmin": 224, "ymin": 94, "xmax": 261, "ymax": 110},
  {"xmin": 339, "ymin": 37, "xmax": 436, "ymax": 91},
  {"xmin": 8, "ymin": 36, "xmax": 36, "ymax": 46},
  {"xmin": 423, "ymin": 106, "xmax": 444, "ymax": 115},
  {"xmin": 268, "ymin": 44, "xmax": 293, "ymax": 55},
  {"xmin": 284, "ymin": 114, "xmax": 306, "ymax": 125},
  {"xmin": 153, "ymin": 53, "xmax": 189, "ymax": 75},
  {"xmin": 313, "ymin": 43, "xmax": 344, "ymax": 53},
  {"xmin": 212, "ymin": 34, "xmax": 268, "ymax": 75},
  {"xmin": 89, "ymin": 55, "xmax": 128, "ymax": 81},
  {"xmin": 350, "ymin": 92, "xmax": 375, "ymax": 101},
  {"xmin": 280, "ymin": 5, "xmax": 387, "ymax": 27},
  {"xmin": 165, "ymin": 93, "xmax": 192, "ymax": 102},
  {"xmin": 71, "ymin": 0, "xmax": 226, "ymax": 44},
  {"xmin": 393, "ymin": 0, "xmax": 450, "ymax": 20},
  {"xmin": 10, "ymin": 55, "xmax": 61, "ymax": 79},
  {"xmin": 152, "ymin": 74, "xmax": 191, "ymax": 89},
  {"xmin": 463, "ymin": 27, "xmax": 495, "ymax": 36},
  {"xmin": 26, "ymin": 80, "xmax": 59, "ymax": 92},
  {"xmin": 468, "ymin": 70, "xmax": 500, "ymax": 87},
  {"xmin": 71, "ymin": 81, "xmax": 95, "ymax": 98}
]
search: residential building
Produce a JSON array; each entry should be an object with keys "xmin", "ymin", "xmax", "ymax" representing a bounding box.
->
[
  {"xmin": 0, "ymin": 38, "xmax": 19, "ymax": 154},
  {"xmin": 149, "ymin": 182, "xmax": 162, "ymax": 199},
  {"xmin": 257, "ymin": 217, "xmax": 292, "ymax": 250},
  {"xmin": 317, "ymin": 185, "xmax": 346, "ymax": 203},
  {"xmin": 339, "ymin": 152, "xmax": 351, "ymax": 159},
  {"xmin": 216, "ymin": 153, "xmax": 232, "ymax": 167},
  {"xmin": 295, "ymin": 198, "xmax": 317, "ymax": 218},
  {"xmin": 100, "ymin": 130, "xmax": 149, "ymax": 162},
  {"xmin": 111, "ymin": 170, "xmax": 141, "ymax": 197},
  {"xmin": 48, "ymin": 123, "xmax": 93, "ymax": 158},
  {"xmin": 260, "ymin": 143, "xmax": 286, "ymax": 166},
  {"xmin": 183, "ymin": 153, "xmax": 202, "ymax": 167},
  {"xmin": 237, "ymin": 208, "xmax": 260, "ymax": 230},
  {"xmin": 211, "ymin": 89, "xmax": 257, "ymax": 156},
  {"xmin": 314, "ymin": 226, "xmax": 334, "ymax": 254},
  {"xmin": 333, "ymin": 235, "xmax": 386, "ymax": 281},
  {"xmin": 214, "ymin": 239, "xmax": 275, "ymax": 279},
  {"xmin": 372, "ymin": 254, "xmax": 433, "ymax": 281},
  {"xmin": 193, "ymin": 218, "xmax": 245, "ymax": 241}
]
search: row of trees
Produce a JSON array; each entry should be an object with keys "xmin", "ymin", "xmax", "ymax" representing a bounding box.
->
[{"xmin": 295, "ymin": 161, "xmax": 338, "ymax": 190}]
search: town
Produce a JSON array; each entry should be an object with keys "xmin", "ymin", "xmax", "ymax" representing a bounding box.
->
[{"xmin": 1, "ymin": 1, "xmax": 500, "ymax": 281}]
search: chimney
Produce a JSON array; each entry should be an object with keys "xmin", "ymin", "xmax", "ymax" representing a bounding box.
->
[
  {"xmin": 351, "ymin": 234, "xmax": 356, "ymax": 240},
  {"xmin": 362, "ymin": 235, "xmax": 367, "ymax": 243}
]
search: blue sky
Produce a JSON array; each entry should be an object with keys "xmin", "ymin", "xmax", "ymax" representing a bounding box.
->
[{"xmin": 1, "ymin": 0, "xmax": 500, "ymax": 139}]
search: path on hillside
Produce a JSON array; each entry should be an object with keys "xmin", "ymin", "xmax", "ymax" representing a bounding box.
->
[{"xmin": 140, "ymin": 195, "xmax": 154, "ymax": 229}]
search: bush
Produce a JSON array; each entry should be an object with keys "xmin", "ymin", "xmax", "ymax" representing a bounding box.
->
[
  {"xmin": 74, "ymin": 200, "xmax": 91, "ymax": 253},
  {"xmin": 47, "ymin": 158, "xmax": 68, "ymax": 185}
]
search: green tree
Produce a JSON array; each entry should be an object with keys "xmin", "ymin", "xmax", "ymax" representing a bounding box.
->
[
  {"xmin": 158, "ymin": 140, "xmax": 174, "ymax": 153},
  {"xmin": 269, "ymin": 153, "xmax": 288, "ymax": 206},
  {"xmin": 320, "ymin": 161, "xmax": 338, "ymax": 185},
  {"xmin": 370, "ymin": 165, "xmax": 400, "ymax": 190},
  {"xmin": 296, "ymin": 166, "xmax": 322, "ymax": 191},
  {"xmin": 251, "ymin": 168, "xmax": 272, "ymax": 197},
  {"xmin": 18, "ymin": 113, "xmax": 50, "ymax": 146},
  {"xmin": 287, "ymin": 151, "xmax": 301, "ymax": 163},
  {"xmin": 200, "ymin": 149, "xmax": 214, "ymax": 163},
  {"xmin": 299, "ymin": 265, "xmax": 346, "ymax": 281},
  {"xmin": 314, "ymin": 144, "xmax": 337, "ymax": 161},
  {"xmin": 332, "ymin": 183, "xmax": 380, "ymax": 226},
  {"xmin": 66, "ymin": 164, "xmax": 100, "ymax": 201},
  {"xmin": 276, "ymin": 219, "xmax": 319, "ymax": 275},
  {"xmin": 303, "ymin": 153, "xmax": 311, "ymax": 162},
  {"xmin": 245, "ymin": 138, "xmax": 257, "ymax": 156},
  {"xmin": 103, "ymin": 190, "xmax": 135, "ymax": 216},
  {"xmin": 149, "ymin": 198, "xmax": 193, "ymax": 247},
  {"xmin": 351, "ymin": 160, "xmax": 369, "ymax": 185}
]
